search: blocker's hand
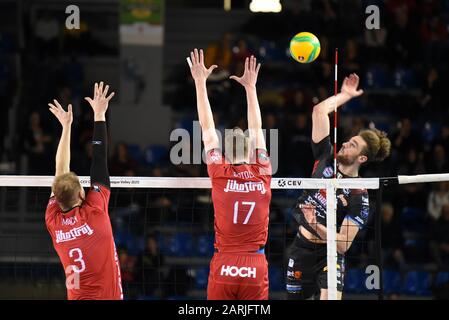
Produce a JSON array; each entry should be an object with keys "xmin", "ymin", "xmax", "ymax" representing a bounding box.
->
[
  {"xmin": 48, "ymin": 99, "xmax": 73, "ymax": 128},
  {"xmin": 230, "ymin": 55, "xmax": 261, "ymax": 89},
  {"xmin": 84, "ymin": 81, "xmax": 115, "ymax": 117},
  {"xmin": 187, "ymin": 48, "xmax": 217, "ymax": 83}
]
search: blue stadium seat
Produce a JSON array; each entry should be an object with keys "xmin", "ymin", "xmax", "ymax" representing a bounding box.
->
[
  {"xmin": 435, "ymin": 271, "xmax": 449, "ymax": 287},
  {"xmin": 196, "ymin": 234, "xmax": 214, "ymax": 257},
  {"xmin": 401, "ymin": 207, "xmax": 426, "ymax": 233},
  {"xmin": 165, "ymin": 233, "xmax": 194, "ymax": 257},
  {"xmin": 126, "ymin": 144, "xmax": 144, "ymax": 165},
  {"xmin": 344, "ymin": 268, "xmax": 366, "ymax": 294},
  {"xmin": 393, "ymin": 68, "xmax": 416, "ymax": 89},
  {"xmin": 144, "ymin": 145, "xmax": 168, "ymax": 165},
  {"xmin": 422, "ymin": 122, "xmax": 441, "ymax": 144},
  {"xmin": 194, "ymin": 267, "xmax": 209, "ymax": 289},
  {"xmin": 383, "ymin": 269, "xmax": 402, "ymax": 295},
  {"xmin": 364, "ymin": 67, "xmax": 389, "ymax": 89},
  {"xmin": 126, "ymin": 235, "xmax": 145, "ymax": 256},
  {"xmin": 403, "ymin": 271, "xmax": 431, "ymax": 296},
  {"xmin": 269, "ymin": 266, "xmax": 283, "ymax": 291}
]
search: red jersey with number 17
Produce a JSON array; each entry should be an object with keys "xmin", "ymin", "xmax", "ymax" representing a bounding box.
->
[
  {"xmin": 45, "ymin": 183, "xmax": 123, "ymax": 300},
  {"xmin": 207, "ymin": 148, "xmax": 272, "ymax": 253}
]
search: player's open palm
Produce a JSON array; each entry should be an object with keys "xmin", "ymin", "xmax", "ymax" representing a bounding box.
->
[
  {"xmin": 48, "ymin": 99, "xmax": 73, "ymax": 127},
  {"xmin": 341, "ymin": 73, "xmax": 364, "ymax": 98},
  {"xmin": 188, "ymin": 48, "xmax": 217, "ymax": 83},
  {"xmin": 230, "ymin": 55, "xmax": 261, "ymax": 88},
  {"xmin": 84, "ymin": 81, "xmax": 115, "ymax": 115}
]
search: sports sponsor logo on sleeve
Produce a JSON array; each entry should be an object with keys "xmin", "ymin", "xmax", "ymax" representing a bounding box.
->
[
  {"xmin": 323, "ymin": 166, "xmax": 334, "ymax": 178},
  {"xmin": 209, "ymin": 150, "xmax": 221, "ymax": 163}
]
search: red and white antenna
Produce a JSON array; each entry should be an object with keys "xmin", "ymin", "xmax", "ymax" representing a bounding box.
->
[{"xmin": 333, "ymin": 48, "xmax": 338, "ymax": 178}]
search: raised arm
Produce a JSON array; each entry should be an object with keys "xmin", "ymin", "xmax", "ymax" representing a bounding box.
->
[
  {"xmin": 312, "ymin": 73, "xmax": 364, "ymax": 143},
  {"xmin": 230, "ymin": 55, "xmax": 266, "ymax": 150},
  {"xmin": 188, "ymin": 48, "xmax": 219, "ymax": 152},
  {"xmin": 84, "ymin": 82, "xmax": 115, "ymax": 188},
  {"xmin": 49, "ymin": 100, "xmax": 73, "ymax": 177}
]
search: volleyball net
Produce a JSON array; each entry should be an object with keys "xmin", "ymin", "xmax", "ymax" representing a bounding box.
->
[{"xmin": 1, "ymin": 174, "xmax": 448, "ymax": 299}]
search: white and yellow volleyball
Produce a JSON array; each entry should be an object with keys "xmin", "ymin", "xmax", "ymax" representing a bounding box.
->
[{"xmin": 289, "ymin": 32, "xmax": 321, "ymax": 64}]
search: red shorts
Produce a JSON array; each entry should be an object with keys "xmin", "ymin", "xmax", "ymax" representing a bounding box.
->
[{"xmin": 207, "ymin": 252, "xmax": 268, "ymax": 300}]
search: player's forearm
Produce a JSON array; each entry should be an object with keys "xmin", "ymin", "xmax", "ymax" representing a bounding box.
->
[
  {"xmin": 313, "ymin": 92, "xmax": 351, "ymax": 115},
  {"xmin": 245, "ymin": 86, "xmax": 262, "ymax": 130},
  {"xmin": 194, "ymin": 81, "xmax": 216, "ymax": 131},
  {"xmin": 55, "ymin": 125, "xmax": 71, "ymax": 176},
  {"xmin": 94, "ymin": 112, "xmax": 106, "ymax": 122},
  {"xmin": 314, "ymin": 224, "xmax": 350, "ymax": 254},
  {"xmin": 90, "ymin": 121, "xmax": 110, "ymax": 188}
]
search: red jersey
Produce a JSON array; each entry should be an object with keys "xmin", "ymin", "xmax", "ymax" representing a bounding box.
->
[
  {"xmin": 207, "ymin": 148, "xmax": 272, "ymax": 253},
  {"xmin": 45, "ymin": 184, "xmax": 123, "ymax": 300}
]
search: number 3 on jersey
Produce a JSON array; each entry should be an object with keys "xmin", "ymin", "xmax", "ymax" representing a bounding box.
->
[
  {"xmin": 69, "ymin": 248, "xmax": 86, "ymax": 273},
  {"xmin": 233, "ymin": 201, "xmax": 256, "ymax": 224}
]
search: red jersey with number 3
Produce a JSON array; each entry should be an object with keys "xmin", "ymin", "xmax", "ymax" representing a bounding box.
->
[
  {"xmin": 207, "ymin": 149, "xmax": 272, "ymax": 253},
  {"xmin": 45, "ymin": 184, "xmax": 123, "ymax": 300}
]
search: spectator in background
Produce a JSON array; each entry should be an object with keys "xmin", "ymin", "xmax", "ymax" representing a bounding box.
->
[
  {"xmin": 342, "ymin": 39, "xmax": 361, "ymax": 74},
  {"xmin": 420, "ymin": 16, "xmax": 448, "ymax": 65},
  {"xmin": 427, "ymin": 182, "xmax": 449, "ymax": 221},
  {"xmin": 135, "ymin": 233, "xmax": 165, "ymax": 297},
  {"xmin": 435, "ymin": 122, "xmax": 449, "ymax": 153},
  {"xmin": 33, "ymin": 11, "xmax": 59, "ymax": 57},
  {"xmin": 430, "ymin": 204, "xmax": 449, "ymax": 268},
  {"xmin": 283, "ymin": 113, "xmax": 312, "ymax": 177},
  {"xmin": 420, "ymin": 68, "xmax": 443, "ymax": 118},
  {"xmin": 23, "ymin": 112, "xmax": 53, "ymax": 174},
  {"xmin": 386, "ymin": 5, "xmax": 416, "ymax": 65},
  {"xmin": 393, "ymin": 118, "xmax": 422, "ymax": 160},
  {"xmin": 397, "ymin": 148, "xmax": 427, "ymax": 208},
  {"xmin": 381, "ymin": 202, "xmax": 407, "ymax": 269},
  {"xmin": 426, "ymin": 143, "xmax": 449, "ymax": 174},
  {"xmin": 119, "ymin": 248, "xmax": 137, "ymax": 298},
  {"xmin": 72, "ymin": 141, "xmax": 93, "ymax": 176},
  {"xmin": 110, "ymin": 142, "xmax": 137, "ymax": 176},
  {"xmin": 205, "ymin": 32, "xmax": 233, "ymax": 72},
  {"xmin": 232, "ymin": 38, "xmax": 251, "ymax": 66}
]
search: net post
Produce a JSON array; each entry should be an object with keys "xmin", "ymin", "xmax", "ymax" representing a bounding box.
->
[{"xmin": 326, "ymin": 181, "xmax": 338, "ymax": 300}]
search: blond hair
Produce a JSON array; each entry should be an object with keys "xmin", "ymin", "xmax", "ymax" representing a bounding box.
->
[
  {"xmin": 52, "ymin": 172, "xmax": 82, "ymax": 209},
  {"xmin": 359, "ymin": 129, "xmax": 391, "ymax": 162},
  {"xmin": 224, "ymin": 127, "xmax": 250, "ymax": 163}
]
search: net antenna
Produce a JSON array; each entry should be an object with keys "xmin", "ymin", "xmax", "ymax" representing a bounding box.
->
[{"xmin": 326, "ymin": 48, "xmax": 339, "ymax": 300}]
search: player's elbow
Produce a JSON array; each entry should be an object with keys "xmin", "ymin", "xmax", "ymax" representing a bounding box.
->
[{"xmin": 336, "ymin": 241, "xmax": 352, "ymax": 255}]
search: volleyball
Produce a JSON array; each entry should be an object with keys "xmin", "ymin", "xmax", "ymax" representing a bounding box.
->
[{"xmin": 289, "ymin": 32, "xmax": 321, "ymax": 63}]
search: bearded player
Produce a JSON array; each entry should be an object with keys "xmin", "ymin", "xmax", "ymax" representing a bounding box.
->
[
  {"xmin": 188, "ymin": 49, "xmax": 272, "ymax": 300},
  {"xmin": 45, "ymin": 82, "xmax": 123, "ymax": 300},
  {"xmin": 286, "ymin": 74, "xmax": 392, "ymax": 300}
]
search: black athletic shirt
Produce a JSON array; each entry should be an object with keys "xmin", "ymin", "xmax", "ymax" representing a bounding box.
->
[{"xmin": 295, "ymin": 136, "xmax": 370, "ymax": 240}]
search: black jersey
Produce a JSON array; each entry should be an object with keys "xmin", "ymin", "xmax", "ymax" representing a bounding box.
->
[{"xmin": 295, "ymin": 136, "xmax": 370, "ymax": 240}]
